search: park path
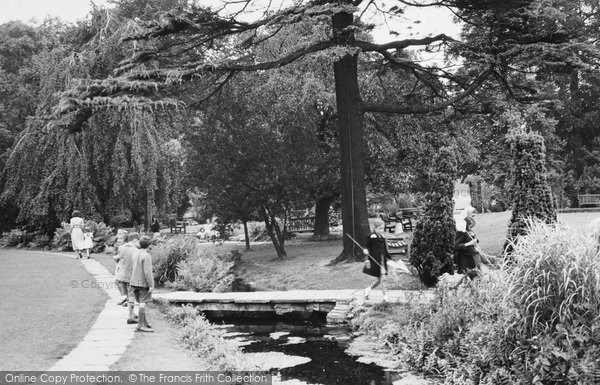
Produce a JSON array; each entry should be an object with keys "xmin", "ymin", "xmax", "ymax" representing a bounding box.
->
[{"xmin": 49, "ymin": 257, "xmax": 135, "ymax": 371}]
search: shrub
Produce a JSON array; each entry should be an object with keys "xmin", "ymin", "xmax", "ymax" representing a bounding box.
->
[
  {"xmin": 353, "ymin": 274, "xmax": 511, "ymax": 383},
  {"xmin": 168, "ymin": 248, "xmax": 241, "ymax": 292},
  {"xmin": 505, "ymin": 132, "xmax": 556, "ymax": 253},
  {"xmin": 29, "ymin": 234, "xmax": 52, "ymax": 249},
  {"xmin": 52, "ymin": 224, "xmax": 71, "ymax": 251},
  {"xmin": 151, "ymin": 236, "xmax": 197, "ymax": 285},
  {"xmin": 410, "ymin": 147, "xmax": 457, "ymax": 286},
  {"xmin": 0, "ymin": 229, "xmax": 35, "ymax": 247}
]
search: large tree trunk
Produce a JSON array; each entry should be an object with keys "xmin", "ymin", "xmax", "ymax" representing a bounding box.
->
[
  {"xmin": 468, "ymin": 178, "xmax": 483, "ymax": 213},
  {"xmin": 329, "ymin": 9, "xmax": 370, "ymax": 263},
  {"xmin": 313, "ymin": 193, "xmax": 336, "ymax": 240}
]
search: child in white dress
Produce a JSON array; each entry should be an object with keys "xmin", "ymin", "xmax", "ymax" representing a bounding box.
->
[{"xmin": 82, "ymin": 226, "xmax": 94, "ymax": 259}]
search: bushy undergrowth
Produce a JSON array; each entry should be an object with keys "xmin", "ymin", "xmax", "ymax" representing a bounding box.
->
[
  {"xmin": 152, "ymin": 236, "xmax": 198, "ymax": 285},
  {"xmin": 502, "ymin": 220, "xmax": 600, "ymax": 384},
  {"xmin": 0, "ymin": 229, "xmax": 36, "ymax": 247},
  {"xmin": 165, "ymin": 305, "xmax": 255, "ymax": 370},
  {"xmin": 354, "ymin": 221, "xmax": 600, "ymax": 385},
  {"xmin": 151, "ymin": 236, "xmax": 242, "ymax": 292},
  {"xmin": 169, "ymin": 248, "xmax": 241, "ymax": 292},
  {"xmin": 52, "ymin": 220, "xmax": 114, "ymax": 252}
]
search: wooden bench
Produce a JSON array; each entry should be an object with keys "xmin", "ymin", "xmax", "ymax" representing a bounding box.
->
[
  {"xmin": 288, "ymin": 216, "xmax": 316, "ymax": 233},
  {"xmin": 379, "ymin": 213, "xmax": 397, "ymax": 233},
  {"xmin": 579, "ymin": 194, "xmax": 600, "ymax": 207},
  {"xmin": 386, "ymin": 233, "xmax": 412, "ymax": 257},
  {"xmin": 380, "ymin": 209, "xmax": 421, "ymax": 233},
  {"xmin": 170, "ymin": 221, "xmax": 187, "ymax": 234}
]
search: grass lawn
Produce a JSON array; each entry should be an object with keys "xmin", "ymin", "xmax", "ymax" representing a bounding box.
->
[
  {"xmin": 0, "ymin": 249, "xmax": 106, "ymax": 370},
  {"xmin": 475, "ymin": 210, "xmax": 600, "ymax": 256}
]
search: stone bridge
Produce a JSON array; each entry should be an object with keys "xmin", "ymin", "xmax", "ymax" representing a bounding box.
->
[{"xmin": 153, "ymin": 289, "xmax": 435, "ymax": 323}]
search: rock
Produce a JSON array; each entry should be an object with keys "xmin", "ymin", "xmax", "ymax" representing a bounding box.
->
[{"xmin": 393, "ymin": 374, "xmax": 435, "ymax": 385}]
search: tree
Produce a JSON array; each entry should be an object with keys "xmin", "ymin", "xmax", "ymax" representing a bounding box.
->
[
  {"xmin": 454, "ymin": 0, "xmax": 600, "ymax": 208},
  {"xmin": 504, "ymin": 131, "xmax": 557, "ymax": 254},
  {"xmin": 409, "ymin": 146, "xmax": 457, "ymax": 286},
  {"xmin": 185, "ymin": 70, "xmax": 329, "ymax": 258},
  {"xmin": 0, "ymin": 2, "xmax": 187, "ymax": 232},
  {"xmin": 54, "ymin": 0, "xmax": 596, "ymax": 262}
]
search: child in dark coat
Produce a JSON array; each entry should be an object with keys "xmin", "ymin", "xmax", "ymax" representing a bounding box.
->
[{"xmin": 363, "ymin": 218, "xmax": 391, "ymax": 302}]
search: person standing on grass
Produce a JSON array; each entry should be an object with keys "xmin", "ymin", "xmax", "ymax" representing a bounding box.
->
[
  {"xmin": 69, "ymin": 210, "xmax": 86, "ymax": 259},
  {"xmin": 129, "ymin": 236, "xmax": 154, "ymax": 333},
  {"xmin": 363, "ymin": 218, "xmax": 391, "ymax": 302},
  {"xmin": 114, "ymin": 232, "xmax": 139, "ymax": 322}
]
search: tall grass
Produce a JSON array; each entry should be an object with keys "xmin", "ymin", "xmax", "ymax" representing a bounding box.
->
[
  {"xmin": 164, "ymin": 305, "xmax": 255, "ymax": 370},
  {"xmin": 502, "ymin": 219, "xmax": 600, "ymax": 384}
]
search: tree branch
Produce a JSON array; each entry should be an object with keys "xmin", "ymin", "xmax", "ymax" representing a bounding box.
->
[
  {"xmin": 362, "ymin": 65, "xmax": 494, "ymax": 114},
  {"xmin": 355, "ymin": 33, "xmax": 457, "ymax": 52}
]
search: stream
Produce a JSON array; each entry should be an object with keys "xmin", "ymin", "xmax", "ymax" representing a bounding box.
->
[{"xmin": 212, "ymin": 318, "xmax": 413, "ymax": 385}]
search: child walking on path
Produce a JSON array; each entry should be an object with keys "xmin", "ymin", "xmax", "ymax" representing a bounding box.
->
[
  {"xmin": 363, "ymin": 218, "xmax": 391, "ymax": 302},
  {"xmin": 82, "ymin": 226, "xmax": 94, "ymax": 259},
  {"xmin": 129, "ymin": 236, "xmax": 154, "ymax": 333}
]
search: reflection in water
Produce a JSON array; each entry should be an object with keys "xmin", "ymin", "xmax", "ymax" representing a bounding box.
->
[{"xmin": 215, "ymin": 319, "xmax": 402, "ymax": 385}]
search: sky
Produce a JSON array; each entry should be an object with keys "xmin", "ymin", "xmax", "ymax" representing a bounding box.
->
[
  {"xmin": 0, "ymin": 0, "xmax": 460, "ymax": 65},
  {"xmin": 0, "ymin": 0, "xmax": 460, "ymax": 36},
  {"xmin": 0, "ymin": 0, "xmax": 109, "ymax": 24}
]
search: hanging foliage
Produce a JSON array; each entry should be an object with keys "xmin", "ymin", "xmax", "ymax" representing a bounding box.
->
[{"xmin": 0, "ymin": 5, "xmax": 186, "ymax": 233}]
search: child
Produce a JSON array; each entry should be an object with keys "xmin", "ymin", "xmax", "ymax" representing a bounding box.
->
[
  {"xmin": 129, "ymin": 236, "xmax": 154, "ymax": 332},
  {"xmin": 82, "ymin": 226, "xmax": 94, "ymax": 259},
  {"xmin": 113, "ymin": 230, "xmax": 132, "ymax": 307},
  {"xmin": 363, "ymin": 218, "xmax": 391, "ymax": 302}
]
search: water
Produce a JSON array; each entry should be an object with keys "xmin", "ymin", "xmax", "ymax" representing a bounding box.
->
[{"xmin": 214, "ymin": 318, "xmax": 404, "ymax": 385}]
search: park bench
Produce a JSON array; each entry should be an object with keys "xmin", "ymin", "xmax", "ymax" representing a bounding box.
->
[
  {"xmin": 170, "ymin": 221, "xmax": 187, "ymax": 234},
  {"xmin": 380, "ymin": 208, "xmax": 421, "ymax": 233},
  {"xmin": 288, "ymin": 216, "xmax": 316, "ymax": 233},
  {"xmin": 578, "ymin": 194, "xmax": 600, "ymax": 207},
  {"xmin": 379, "ymin": 213, "xmax": 397, "ymax": 233}
]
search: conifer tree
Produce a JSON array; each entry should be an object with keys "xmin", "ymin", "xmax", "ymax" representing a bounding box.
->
[
  {"xmin": 505, "ymin": 132, "xmax": 557, "ymax": 253},
  {"xmin": 410, "ymin": 146, "xmax": 457, "ymax": 286}
]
